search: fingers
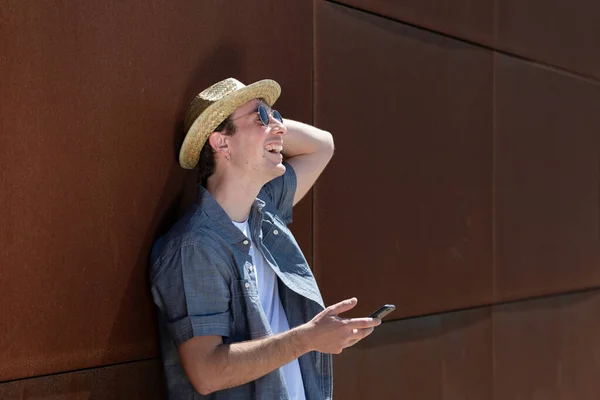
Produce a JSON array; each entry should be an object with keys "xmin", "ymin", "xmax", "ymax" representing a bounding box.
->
[
  {"xmin": 346, "ymin": 317, "xmax": 382, "ymax": 329},
  {"xmin": 326, "ymin": 297, "xmax": 358, "ymax": 316},
  {"xmin": 360, "ymin": 327, "xmax": 375, "ymax": 338},
  {"xmin": 346, "ymin": 327, "xmax": 375, "ymax": 348},
  {"xmin": 352, "ymin": 326, "xmax": 374, "ymax": 339}
]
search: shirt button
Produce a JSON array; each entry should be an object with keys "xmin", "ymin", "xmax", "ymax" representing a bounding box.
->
[
  {"xmin": 244, "ymin": 282, "xmax": 250, "ymax": 289},
  {"xmin": 243, "ymin": 239, "xmax": 249, "ymax": 245},
  {"xmin": 273, "ymin": 229, "xmax": 279, "ymax": 235}
]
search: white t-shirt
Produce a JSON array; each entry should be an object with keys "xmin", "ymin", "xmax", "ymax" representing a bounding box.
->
[{"xmin": 232, "ymin": 220, "xmax": 306, "ymax": 400}]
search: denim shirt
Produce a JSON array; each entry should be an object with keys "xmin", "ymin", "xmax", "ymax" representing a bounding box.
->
[{"xmin": 150, "ymin": 164, "xmax": 333, "ymax": 400}]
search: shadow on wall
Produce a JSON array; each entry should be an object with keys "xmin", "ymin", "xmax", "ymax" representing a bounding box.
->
[
  {"xmin": 89, "ymin": 43, "xmax": 247, "ymax": 399},
  {"xmin": 0, "ymin": 42, "xmax": 249, "ymax": 400},
  {"xmin": 356, "ymin": 307, "xmax": 491, "ymax": 350}
]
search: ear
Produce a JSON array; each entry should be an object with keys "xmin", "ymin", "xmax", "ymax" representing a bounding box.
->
[{"xmin": 208, "ymin": 131, "xmax": 230, "ymax": 157}]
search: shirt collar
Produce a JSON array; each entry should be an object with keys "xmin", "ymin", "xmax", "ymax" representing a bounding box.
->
[{"xmin": 196, "ymin": 185, "xmax": 265, "ymax": 244}]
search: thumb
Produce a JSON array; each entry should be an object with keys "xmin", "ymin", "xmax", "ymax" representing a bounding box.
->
[{"xmin": 326, "ymin": 297, "xmax": 358, "ymax": 316}]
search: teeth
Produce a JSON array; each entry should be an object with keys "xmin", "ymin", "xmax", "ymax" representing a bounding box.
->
[{"xmin": 265, "ymin": 144, "xmax": 283, "ymax": 152}]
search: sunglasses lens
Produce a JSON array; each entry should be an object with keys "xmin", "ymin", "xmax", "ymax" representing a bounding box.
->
[
  {"xmin": 258, "ymin": 105, "xmax": 269, "ymax": 125},
  {"xmin": 273, "ymin": 110, "xmax": 283, "ymax": 123}
]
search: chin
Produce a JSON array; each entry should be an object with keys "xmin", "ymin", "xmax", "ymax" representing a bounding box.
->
[
  {"xmin": 265, "ymin": 163, "xmax": 286, "ymax": 181},
  {"xmin": 273, "ymin": 162, "xmax": 286, "ymax": 176}
]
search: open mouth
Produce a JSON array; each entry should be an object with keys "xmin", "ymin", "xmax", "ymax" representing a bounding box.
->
[{"xmin": 264, "ymin": 143, "xmax": 283, "ymax": 154}]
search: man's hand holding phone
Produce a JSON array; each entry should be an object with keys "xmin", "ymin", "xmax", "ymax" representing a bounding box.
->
[{"xmin": 296, "ymin": 298, "xmax": 395, "ymax": 355}]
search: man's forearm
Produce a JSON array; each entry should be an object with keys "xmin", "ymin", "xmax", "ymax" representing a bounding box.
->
[
  {"xmin": 202, "ymin": 326, "xmax": 311, "ymax": 394},
  {"xmin": 281, "ymin": 119, "xmax": 334, "ymax": 159}
]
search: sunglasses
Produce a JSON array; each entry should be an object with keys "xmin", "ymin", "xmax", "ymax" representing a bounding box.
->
[
  {"xmin": 257, "ymin": 104, "xmax": 283, "ymax": 126},
  {"xmin": 230, "ymin": 104, "xmax": 283, "ymax": 126}
]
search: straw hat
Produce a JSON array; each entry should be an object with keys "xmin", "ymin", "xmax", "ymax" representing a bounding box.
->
[{"xmin": 180, "ymin": 78, "xmax": 281, "ymax": 169}]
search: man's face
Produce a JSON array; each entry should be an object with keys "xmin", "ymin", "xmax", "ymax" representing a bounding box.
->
[{"xmin": 225, "ymin": 98, "xmax": 287, "ymax": 184}]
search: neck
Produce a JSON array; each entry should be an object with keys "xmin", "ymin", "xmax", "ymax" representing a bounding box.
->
[{"xmin": 205, "ymin": 170, "xmax": 263, "ymax": 223}]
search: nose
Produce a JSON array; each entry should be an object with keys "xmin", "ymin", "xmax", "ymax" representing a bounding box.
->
[{"xmin": 270, "ymin": 118, "xmax": 286, "ymax": 135}]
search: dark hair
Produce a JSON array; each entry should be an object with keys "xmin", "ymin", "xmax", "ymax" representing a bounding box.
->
[{"xmin": 197, "ymin": 116, "xmax": 237, "ymax": 186}]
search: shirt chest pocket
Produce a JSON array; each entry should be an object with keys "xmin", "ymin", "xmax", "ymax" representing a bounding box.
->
[
  {"xmin": 228, "ymin": 279, "xmax": 272, "ymax": 342},
  {"xmin": 261, "ymin": 215, "xmax": 287, "ymax": 250}
]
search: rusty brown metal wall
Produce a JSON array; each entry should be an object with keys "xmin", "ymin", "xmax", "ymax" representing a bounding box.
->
[
  {"xmin": 315, "ymin": 1, "xmax": 600, "ymax": 399},
  {"xmin": 2, "ymin": 0, "xmax": 599, "ymax": 398},
  {"xmin": 314, "ymin": 2, "xmax": 494, "ymax": 319},
  {"xmin": 0, "ymin": 359, "xmax": 165, "ymax": 399},
  {"xmin": 0, "ymin": 0, "xmax": 313, "ymax": 395}
]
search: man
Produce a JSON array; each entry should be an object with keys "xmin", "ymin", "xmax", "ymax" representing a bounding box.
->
[{"xmin": 150, "ymin": 78, "xmax": 380, "ymax": 399}]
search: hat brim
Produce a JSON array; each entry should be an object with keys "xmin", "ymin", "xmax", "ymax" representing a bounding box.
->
[{"xmin": 179, "ymin": 79, "xmax": 281, "ymax": 169}]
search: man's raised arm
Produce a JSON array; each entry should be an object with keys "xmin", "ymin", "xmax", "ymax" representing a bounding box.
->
[{"xmin": 281, "ymin": 119, "xmax": 334, "ymax": 206}]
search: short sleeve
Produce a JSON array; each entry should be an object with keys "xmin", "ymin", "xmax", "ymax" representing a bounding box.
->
[
  {"xmin": 259, "ymin": 161, "xmax": 297, "ymax": 223},
  {"xmin": 151, "ymin": 244, "xmax": 231, "ymax": 346}
]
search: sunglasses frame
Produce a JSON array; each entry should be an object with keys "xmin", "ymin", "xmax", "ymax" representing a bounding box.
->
[
  {"xmin": 228, "ymin": 103, "xmax": 283, "ymax": 127},
  {"xmin": 257, "ymin": 104, "xmax": 283, "ymax": 126}
]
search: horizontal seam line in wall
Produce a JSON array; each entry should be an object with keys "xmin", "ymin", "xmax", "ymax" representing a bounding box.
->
[
  {"xmin": 0, "ymin": 356, "xmax": 160, "ymax": 385},
  {"xmin": 382, "ymin": 285, "xmax": 600, "ymax": 324},
  {"xmin": 4, "ymin": 289, "xmax": 600, "ymax": 381},
  {"xmin": 325, "ymin": 0, "xmax": 600, "ymax": 86}
]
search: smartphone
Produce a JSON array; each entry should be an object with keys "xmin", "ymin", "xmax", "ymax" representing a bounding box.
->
[{"xmin": 368, "ymin": 304, "xmax": 396, "ymax": 319}]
